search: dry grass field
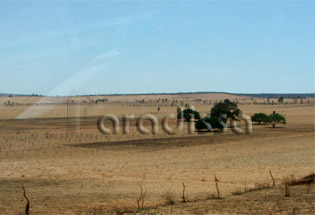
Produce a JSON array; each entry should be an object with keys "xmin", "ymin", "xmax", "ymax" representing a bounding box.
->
[{"xmin": 0, "ymin": 93, "xmax": 314, "ymax": 214}]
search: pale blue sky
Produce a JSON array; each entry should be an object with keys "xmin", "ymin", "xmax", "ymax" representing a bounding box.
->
[{"xmin": 0, "ymin": 0, "xmax": 314, "ymax": 96}]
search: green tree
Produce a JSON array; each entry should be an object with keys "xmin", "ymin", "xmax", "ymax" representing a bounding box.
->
[
  {"xmin": 177, "ymin": 108, "xmax": 201, "ymax": 122},
  {"xmin": 251, "ymin": 113, "xmax": 269, "ymax": 125},
  {"xmin": 195, "ymin": 117, "xmax": 225, "ymax": 131},
  {"xmin": 211, "ymin": 100, "xmax": 241, "ymax": 123},
  {"xmin": 268, "ymin": 112, "xmax": 286, "ymax": 128}
]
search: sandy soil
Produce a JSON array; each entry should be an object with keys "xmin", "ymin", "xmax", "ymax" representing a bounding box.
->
[{"xmin": 0, "ymin": 94, "xmax": 314, "ymax": 214}]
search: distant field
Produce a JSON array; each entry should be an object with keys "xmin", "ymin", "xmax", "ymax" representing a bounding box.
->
[{"xmin": 0, "ymin": 93, "xmax": 314, "ymax": 214}]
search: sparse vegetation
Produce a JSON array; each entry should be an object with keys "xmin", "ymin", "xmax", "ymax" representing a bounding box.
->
[
  {"xmin": 136, "ymin": 174, "xmax": 147, "ymax": 210},
  {"xmin": 163, "ymin": 189, "xmax": 176, "ymax": 207},
  {"xmin": 232, "ymin": 182, "xmax": 271, "ymax": 196}
]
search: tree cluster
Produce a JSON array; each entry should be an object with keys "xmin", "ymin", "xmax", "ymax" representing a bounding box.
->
[{"xmin": 251, "ymin": 111, "xmax": 286, "ymax": 128}]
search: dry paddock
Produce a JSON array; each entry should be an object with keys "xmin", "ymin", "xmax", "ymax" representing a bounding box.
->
[{"xmin": 0, "ymin": 103, "xmax": 314, "ymax": 214}]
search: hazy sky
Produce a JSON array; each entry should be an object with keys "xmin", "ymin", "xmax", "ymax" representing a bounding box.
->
[{"xmin": 0, "ymin": 0, "xmax": 314, "ymax": 96}]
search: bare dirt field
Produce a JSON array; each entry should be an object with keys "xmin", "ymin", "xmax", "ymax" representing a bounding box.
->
[{"xmin": 0, "ymin": 94, "xmax": 314, "ymax": 214}]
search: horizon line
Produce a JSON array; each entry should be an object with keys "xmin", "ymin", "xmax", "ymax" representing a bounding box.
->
[{"xmin": 1, "ymin": 91, "xmax": 314, "ymax": 98}]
